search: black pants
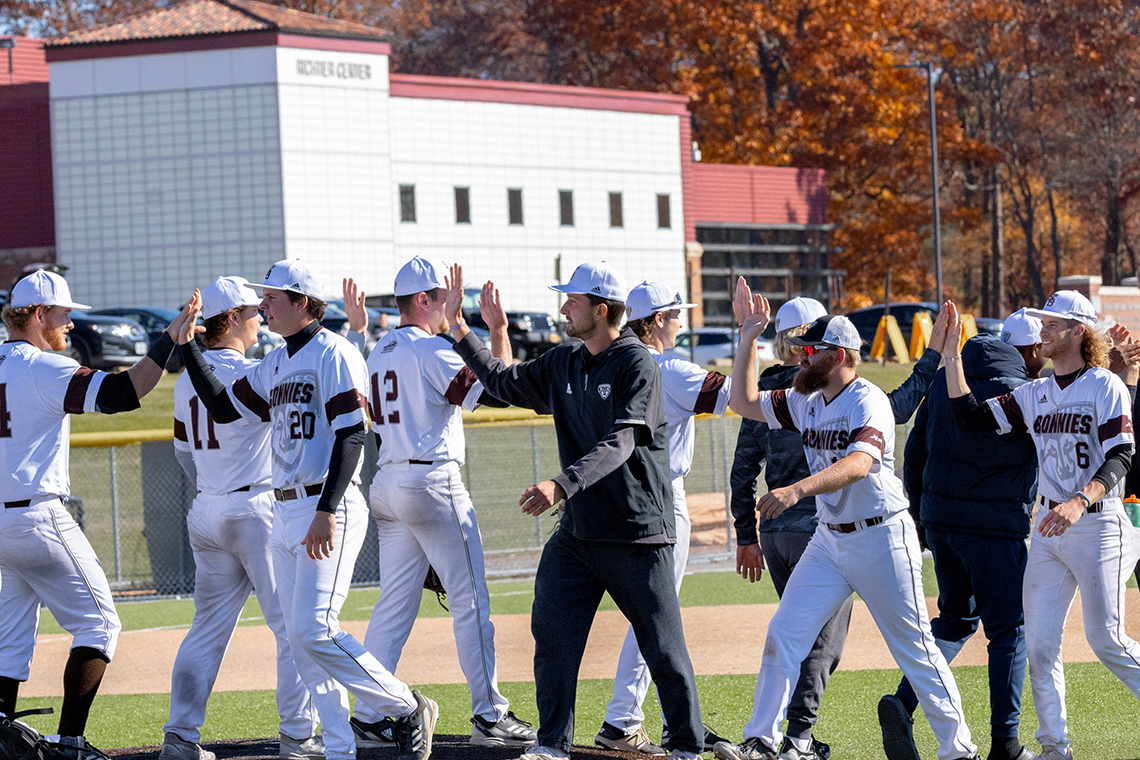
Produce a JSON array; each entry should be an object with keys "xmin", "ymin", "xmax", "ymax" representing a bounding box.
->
[{"xmin": 531, "ymin": 528, "xmax": 703, "ymax": 753}]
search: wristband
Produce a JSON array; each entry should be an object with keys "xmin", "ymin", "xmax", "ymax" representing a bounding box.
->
[
  {"xmin": 1075, "ymin": 491, "xmax": 1092, "ymax": 508},
  {"xmin": 451, "ymin": 319, "xmax": 466, "ymax": 330},
  {"xmin": 147, "ymin": 332, "xmax": 175, "ymax": 367},
  {"xmin": 945, "ymin": 354, "xmax": 962, "ymax": 363}
]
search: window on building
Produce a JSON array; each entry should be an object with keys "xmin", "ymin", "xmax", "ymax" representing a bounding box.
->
[
  {"xmin": 508, "ymin": 188, "xmax": 524, "ymax": 225},
  {"xmin": 609, "ymin": 192, "xmax": 624, "ymax": 228},
  {"xmin": 399, "ymin": 185, "xmax": 416, "ymax": 223},
  {"xmin": 657, "ymin": 193, "xmax": 671, "ymax": 229},
  {"xmin": 455, "ymin": 187, "xmax": 471, "ymax": 224},
  {"xmin": 559, "ymin": 190, "xmax": 574, "ymax": 226}
]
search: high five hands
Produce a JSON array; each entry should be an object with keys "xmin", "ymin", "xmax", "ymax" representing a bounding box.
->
[{"xmin": 732, "ymin": 277, "xmax": 771, "ymax": 340}]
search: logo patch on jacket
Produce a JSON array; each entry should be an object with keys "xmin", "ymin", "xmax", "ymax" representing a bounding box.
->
[{"xmin": 598, "ymin": 384, "xmax": 611, "ymax": 399}]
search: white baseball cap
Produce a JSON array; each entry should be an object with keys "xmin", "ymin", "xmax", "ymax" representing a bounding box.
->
[
  {"xmin": 626, "ymin": 281, "xmax": 697, "ymax": 321},
  {"xmin": 788, "ymin": 315, "xmax": 862, "ymax": 351},
  {"xmin": 394, "ymin": 256, "xmax": 448, "ymax": 297},
  {"xmin": 1000, "ymin": 308, "xmax": 1043, "ymax": 347},
  {"xmin": 10, "ymin": 270, "xmax": 90, "ymax": 310},
  {"xmin": 201, "ymin": 276, "xmax": 262, "ymax": 320},
  {"xmin": 1024, "ymin": 290, "xmax": 1097, "ymax": 327},
  {"xmin": 549, "ymin": 261, "xmax": 627, "ymax": 302},
  {"xmin": 774, "ymin": 297, "xmax": 827, "ymax": 333},
  {"xmin": 248, "ymin": 259, "xmax": 323, "ymax": 298}
]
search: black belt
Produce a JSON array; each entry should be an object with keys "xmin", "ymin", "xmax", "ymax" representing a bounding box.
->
[
  {"xmin": 4, "ymin": 500, "xmax": 30, "ymax": 509},
  {"xmin": 273, "ymin": 483, "xmax": 324, "ymax": 501},
  {"xmin": 1045, "ymin": 498, "xmax": 1103, "ymax": 514},
  {"xmin": 409, "ymin": 460, "xmax": 435, "ymax": 466},
  {"xmin": 825, "ymin": 515, "xmax": 884, "ymax": 534},
  {"xmin": 232, "ymin": 485, "xmax": 252, "ymax": 493}
]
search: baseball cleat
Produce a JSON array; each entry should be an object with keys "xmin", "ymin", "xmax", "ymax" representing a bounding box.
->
[
  {"xmin": 986, "ymin": 742, "xmax": 1039, "ymax": 760},
  {"xmin": 279, "ymin": 733, "xmax": 324, "ymax": 759},
  {"xmin": 595, "ymin": 722, "xmax": 666, "ymax": 755},
  {"xmin": 777, "ymin": 736, "xmax": 831, "ymax": 760},
  {"xmin": 351, "ymin": 716, "xmax": 398, "ymax": 748},
  {"xmin": 877, "ymin": 695, "xmax": 920, "ymax": 760},
  {"xmin": 667, "ymin": 751, "xmax": 701, "ymax": 760},
  {"xmin": 711, "ymin": 737, "xmax": 779, "ymax": 760},
  {"xmin": 516, "ymin": 747, "xmax": 568, "ymax": 760},
  {"xmin": 158, "ymin": 733, "xmax": 216, "ymax": 760},
  {"xmin": 471, "ymin": 711, "xmax": 537, "ymax": 746},
  {"xmin": 45, "ymin": 736, "xmax": 110, "ymax": 760},
  {"xmin": 662, "ymin": 721, "xmax": 727, "ymax": 752},
  {"xmin": 395, "ymin": 691, "xmax": 438, "ymax": 760},
  {"xmin": 1036, "ymin": 748, "xmax": 1071, "ymax": 760}
]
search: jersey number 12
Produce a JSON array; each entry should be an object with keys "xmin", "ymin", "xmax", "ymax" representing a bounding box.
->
[{"xmin": 370, "ymin": 371, "xmax": 400, "ymax": 425}]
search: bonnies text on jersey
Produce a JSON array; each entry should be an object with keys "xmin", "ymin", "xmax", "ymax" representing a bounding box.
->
[
  {"xmin": 269, "ymin": 381, "xmax": 315, "ymax": 407},
  {"xmin": 1032, "ymin": 411, "xmax": 1092, "ymax": 435}
]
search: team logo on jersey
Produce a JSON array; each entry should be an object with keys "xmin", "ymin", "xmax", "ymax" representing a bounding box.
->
[
  {"xmin": 269, "ymin": 369, "xmax": 320, "ymax": 473},
  {"xmin": 598, "ymin": 384, "xmax": 611, "ymax": 399},
  {"xmin": 1040, "ymin": 394, "xmax": 1048, "ymax": 403},
  {"xmin": 1036, "ymin": 401, "xmax": 1095, "ymax": 493}
]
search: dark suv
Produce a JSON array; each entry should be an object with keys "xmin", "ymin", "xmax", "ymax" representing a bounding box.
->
[
  {"xmin": 845, "ymin": 302, "xmax": 939, "ymax": 358},
  {"xmin": 461, "ymin": 289, "xmax": 561, "ymax": 360},
  {"xmin": 66, "ymin": 312, "xmax": 150, "ymax": 369}
]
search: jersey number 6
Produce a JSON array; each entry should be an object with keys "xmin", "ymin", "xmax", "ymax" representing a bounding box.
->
[{"xmin": 370, "ymin": 370, "xmax": 400, "ymax": 425}]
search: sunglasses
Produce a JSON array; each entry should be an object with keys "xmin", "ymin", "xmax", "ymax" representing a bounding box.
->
[{"xmin": 801, "ymin": 345, "xmax": 837, "ymax": 356}]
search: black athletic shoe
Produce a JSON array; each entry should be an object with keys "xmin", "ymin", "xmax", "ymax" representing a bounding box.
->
[
  {"xmin": 395, "ymin": 691, "xmax": 438, "ymax": 760},
  {"xmin": 662, "ymin": 720, "xmax": 728, "ymax": 752},
  {"xmin": 986, "ymin": 742, "xmax": 1039, "ymax": 760},
  {"xmin": 351, "ymin": 716, "xmax": 398, "ymax": 748},
  {"xmin": 471, "ymin": 711, "xmax": 538, "ymax": 747},
  {"xmin": 877, "ymin": 695, "xmax": 920, "ymax": 760},
  {"xmin": 777, "ymin": 736, "xmax": 831, "ymax": 760},
  {"xmin": 712, "ymin": 737, "xmax": 779, "ymax": 760}
]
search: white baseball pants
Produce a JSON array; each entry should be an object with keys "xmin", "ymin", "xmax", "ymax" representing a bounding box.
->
[
  {"xmin": 360, "ymin": 460, "xmax": 507, "ymax": 724},
  {"xmin": 744, "ymin": 511, "xmax": 975, "ymax": 760},
  {"xmin": 604, "ymin": 476, "xmax": 691, "ymax": 731},
  {"xmin": 273, "ymin": 490, "xmax": 417, "ymax": 760},
  {"xmin": 1024, "ymin": 506, "xmax": 1140, "ymax": 756},
  {"xmin": 0, "ymin": 499, "xmax": 121, "ymax": 680},
  {"xmin": 165, "ymin": 488, "xmax": 316, "ymax": 744}
]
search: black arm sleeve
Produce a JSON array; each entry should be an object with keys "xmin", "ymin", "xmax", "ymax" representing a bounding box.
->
[
  {"xmin": 728, "ymin": 419, "xmax": 767, "ymax": 546},
  {"xmin": 887, "ymin": 348, "xmax": 940, "ymax": 423},
  {"xmin": 551, "ymin": 426, "xmax": 637, "ymax": 501},
  {"xmin": 949, "ymin": 392, "xmax": 1001, "ymax": 433},
  {"xmin": 180, "ymin": 339, "xmax": 241, "ymax": 423},
  {"xmin": 1092, "ymin": 443, "xmax": 1132, "ymax": 494},
  {"xmin": 92, "ymin": 371, "xmax": 141, "ymax": 414},
  {"xmin": 902, "ymin": 398, "xmax": 930, "ymax": 522},
  {"xmin": 476, "ymin": 389, "xmax": 511, "ymax": 408},
  {"xmin": 453, "ymin": 331, "xmax": 552, "ymax": 414},
  {"xmin": 316, "ymin": 422, "xmax": 366, "ymax": 514}
]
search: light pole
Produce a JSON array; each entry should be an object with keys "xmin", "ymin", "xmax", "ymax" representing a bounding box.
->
[
  {"xmin": 0, "ymin": 38, "xmax": 14, "ymax": 86},
  {"xmin": 897, "ymin": 61, "xmax": 943, "ymax": 304}
]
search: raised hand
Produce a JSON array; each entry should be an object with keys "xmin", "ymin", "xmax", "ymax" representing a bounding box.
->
[
  {"xmin": 928, "ymin": 302, "xmax": 953, "ymax": 354},
  {"xmin": 944, "ymin": 301, "xmax": 962, "ymax": 358},
  {"xmin": 169, "ymin": 290, "xmax": 203, "ymax": 344},
  {"xmin": 733, "ymin": 277, "xmax": 770, "ymax": 340},
  {"xmin": 444, "ymin": 263, "xmax": 465, "ymax": 329},
  {"xmin": 342, "ymin": 277, "xmax": 368, "ymax": 334},
  {"xmin": 479, "ymin": 280, "xmax": 508, "ymax": 332}
]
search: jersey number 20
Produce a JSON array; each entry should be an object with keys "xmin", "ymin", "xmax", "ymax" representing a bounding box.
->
[{"xmin": 370, "ymin": 371, "xmax": 400, "ymax": 425}]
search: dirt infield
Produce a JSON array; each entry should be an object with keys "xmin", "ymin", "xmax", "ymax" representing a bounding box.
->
[{"xmin": 25, "ymin": 592, "xmax": 1138, "ymax": 698}]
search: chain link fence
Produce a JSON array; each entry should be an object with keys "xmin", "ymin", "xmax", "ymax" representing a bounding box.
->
[{"xmin": 71, "ymin": 415, "xmax": 747, "ymax": 597}]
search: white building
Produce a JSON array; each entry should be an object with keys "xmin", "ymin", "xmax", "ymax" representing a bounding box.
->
[{"xmin": 42, "ymin": 0, "xmax": 835, "ymax": 319}]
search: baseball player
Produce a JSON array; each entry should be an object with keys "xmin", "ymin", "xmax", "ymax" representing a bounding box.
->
[
  {"xmin": 350, "ymin": 258, "xmax": 536, "ymax": 748},
  {"xmin": 1000, "ymin": 309, "xmax": 1047, "ymax": 379},
  {"xmin": 176, "ymin": 261, "xmax": 437, "ymax": 760},
  {"xmin": 714, "ymin": 278, "xmax": 977, "ymax": 760},
  {"xmin": 594, "ymin": 281, "xmax": 730, "ymax": 755},
  {"xmin": 0, "ymin": 271, "xmax": 192, "ymax": 759},
  {"xmin": 445, "ymin": 262, "xmax": 706, "ymax": 760},
  {"xmin": 161, "ymin": 277, "xmax": 322, "ymax": 760},
  {"xmin": 942, "ymin": 292, "xmax": 1140, "ymax": 760}
]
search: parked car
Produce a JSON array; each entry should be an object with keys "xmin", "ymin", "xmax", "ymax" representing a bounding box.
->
[
  {"xmin": 248, "ymin": 324, "xmax": 284, "ymax": 359},
  {"xmin": 461, "ymin": 288, "xmax": 561, "ymax": 360},
  {"xmin": 65, "ymin": 312, "xmax": 150, "ymax": 369},
  {"xmin": 844, "ymin": 302, "xmax": 939, "ymax": 357},
  {"xmin": 90, "ymin": 307, "xmax": 185, "ymax": 371},
  {"xmin": 975, "ymin": 317, "xmax": 1004, "ymax": 338},
  {"xmin": 667, "ymin": 327, "xmax": 776, "ymax": 366}
]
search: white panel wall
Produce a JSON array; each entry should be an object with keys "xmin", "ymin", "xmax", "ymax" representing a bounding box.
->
[
  {"xmin": 276, "ymin": 47, "xmax": 393, "ymax": 298},
  {"xmin": 388, "ymin": 97, "xmax": 685, "ymax": 316},
  {"xmin": 50, "ymin": 47, "xmax": 285, "ymax": 306}
]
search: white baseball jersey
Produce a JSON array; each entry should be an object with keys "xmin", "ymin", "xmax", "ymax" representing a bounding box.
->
[
  {"xmin": 173, "ymin": 348, "xmax": 271, "ymax": 495},
  {"xmin": 650, "ymin": 349, "xmax": 730, "ymax": 480},
  {"xmin": 366, "ymin": 327, "xmax": 486, "ymax": 466},
  {"xmin": 226, "ymin": 328, "xmax": 368, "ymax": 518},
  {"xmin": 756, "ymin": 377, "xmax": 909, "ymax": 523},
  {"xmin": 986, "ymin": 366, "xmax": 1134, "ymax": 504},
  {"xmin": 0, "ymin": 341, "xmax": 106, "ymax": 502}
]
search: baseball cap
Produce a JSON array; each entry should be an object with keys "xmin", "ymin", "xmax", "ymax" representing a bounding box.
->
[
  {"xmin": 774, "ymin": 297, "xmax": 827, "ymax": 333},
  {"xmin": 10, "ymin": 270, "xmax": 91, "ymax": 310},
  {"xmin": 788, "ymin": 315, "xmax": 861, "ymax": 351},
  {"xmin": 201, "ymin": 276, "xmax": 262, "ymax": 320},
  {"xmin": 1024, "ymin": 290, "xmax": 1097, "ymax": 327},
  {"xmin": 626, "ymin": 281, "xmax": 696, "ymax": 321},
  {"xmin": 549, "ymin": 261, "xmax": 627, "ymax": 302},
  {"xmin": 1000, "ymin": 308, "xmax": 1043, "ymax": 347},
  {"xmin": 248, "ymin": 259, "xmax": 323, "ymax": 298},
  {"xmin": 394, "ymin": 256, "xmax": 447, "ymax": 297}
]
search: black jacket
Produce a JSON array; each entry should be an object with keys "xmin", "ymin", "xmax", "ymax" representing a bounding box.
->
[
  {"xmin": 904, "ymin": 335, "xmax": 1037, "ymax": 539},
  {"xmin": 730, "ymin": 348, "xmax": 942, "ymax": 542},
  {"xmin": 454, "ymin": 328, "xmax": 674, "ymax": 543}
]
